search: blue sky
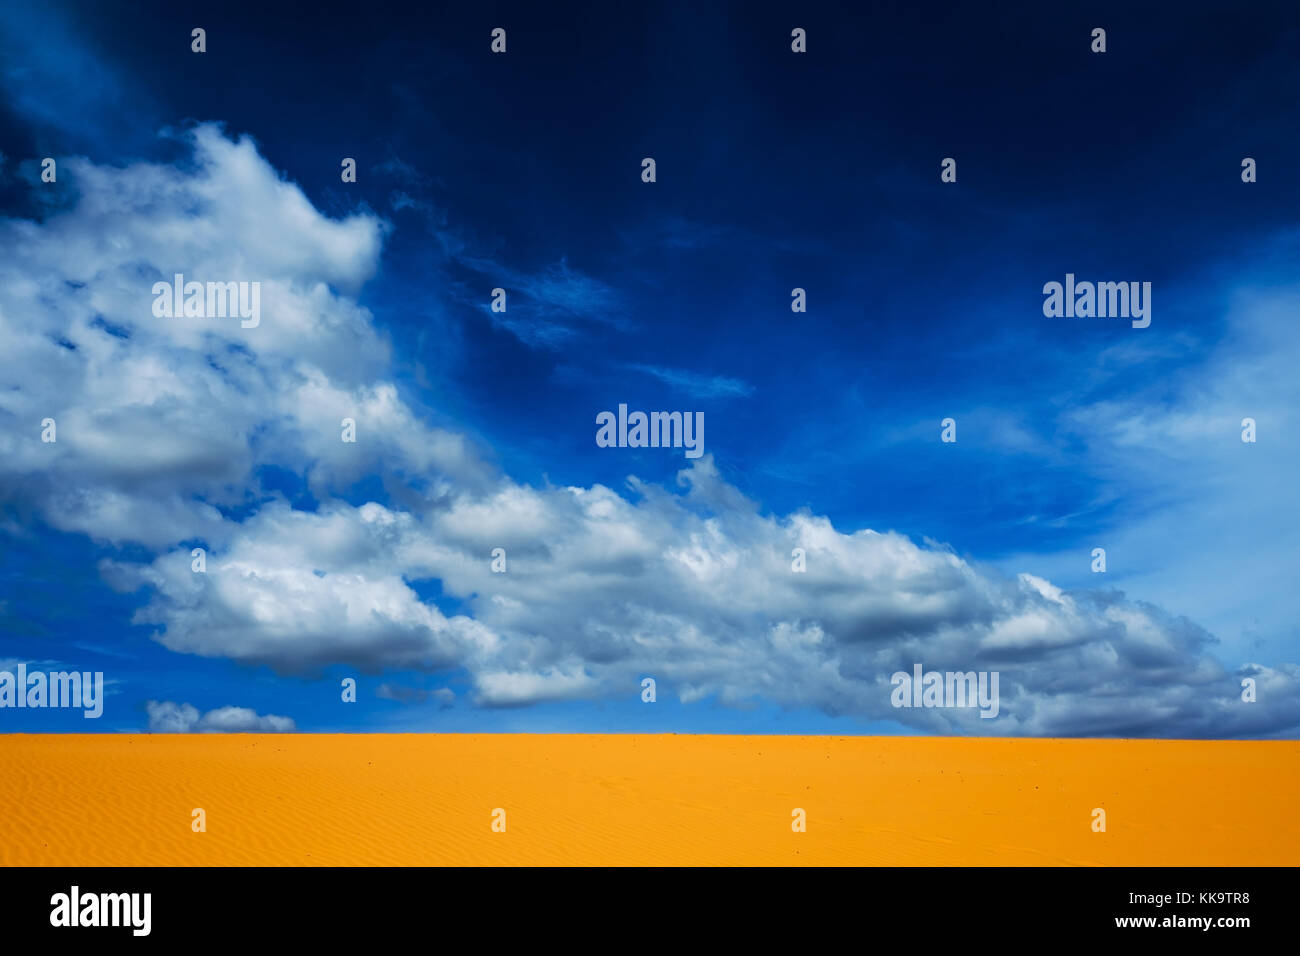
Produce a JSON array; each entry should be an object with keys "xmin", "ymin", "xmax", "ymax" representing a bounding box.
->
[{"xmin": 1, "ymin": 0, "xmax": 1298, "ymax": 735}]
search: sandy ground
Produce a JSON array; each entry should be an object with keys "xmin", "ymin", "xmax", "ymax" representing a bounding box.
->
[{"xmin": 0, "ymin": 734, "xmax": 1296, "ymax": 865}]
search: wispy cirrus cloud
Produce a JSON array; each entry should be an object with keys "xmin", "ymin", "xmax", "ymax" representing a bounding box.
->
[
  {"xmin": 455, "ymin": 256, "xmax": 629, "ymax": 347},
  {"xmin": 624, "ymin": 362, "xmax": 754, "ymax": 398}
]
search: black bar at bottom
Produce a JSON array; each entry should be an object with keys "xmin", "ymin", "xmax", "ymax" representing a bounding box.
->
[{"xmin": 0, "ymin": 866, "xmax": 1288, "ymax": 942}]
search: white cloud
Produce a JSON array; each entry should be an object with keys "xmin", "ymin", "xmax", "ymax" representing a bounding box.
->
[
  {"xmin": 4, "ymin": 125, "xmax": 1297, "ymax": 737},
  {"xmin": 998, "ymin": 279, "xmax": 1300, "ymax": 665},
  {"xmin": 146, "ymin": 699, "xmax": 295, "ymax": 733}
]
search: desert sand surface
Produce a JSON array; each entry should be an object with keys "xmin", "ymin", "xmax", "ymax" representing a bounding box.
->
[{"xmin": 0, "ymin": 734, "xmax": 1296, "ymax": 866}]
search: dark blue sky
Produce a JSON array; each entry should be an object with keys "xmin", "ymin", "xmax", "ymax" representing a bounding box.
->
[{"xmin": 2, "ymin": 1, "xmax": 1298, "ymax": 735}]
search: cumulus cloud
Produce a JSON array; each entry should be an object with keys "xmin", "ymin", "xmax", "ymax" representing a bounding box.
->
[
  {"xmin": 146, "ymin": 699, "xmax": 295, "ymax": 733},
  {"xmin": 377, "ymin": 684, "xmax": 455, "ymax": 708},
  {"xmin": 3, "ymin": 124, "xmax": 1298, "ymax": 737}
]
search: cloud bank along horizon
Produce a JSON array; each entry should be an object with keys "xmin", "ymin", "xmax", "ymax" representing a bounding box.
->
[{"xmin": 1, "ymin": 124, "xmax": 1297, "ymax": 737}]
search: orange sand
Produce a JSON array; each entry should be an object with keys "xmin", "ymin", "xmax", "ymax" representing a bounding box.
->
[{"xmin": 1, "ymin": 734, "xmax": 1296, "ymax": 866}]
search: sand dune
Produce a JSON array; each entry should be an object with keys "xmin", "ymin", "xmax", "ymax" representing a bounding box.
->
[{"xmin": 0, "ymin": 734, "xmax": 1296, "ymax": 866}]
